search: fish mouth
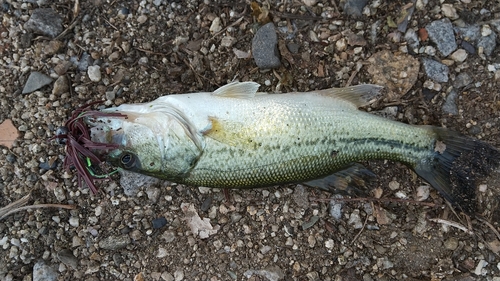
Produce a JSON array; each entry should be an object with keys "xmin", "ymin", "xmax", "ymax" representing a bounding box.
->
[{"xmin": 52, "ymin": 102, "xmax": 128, "ymax": 193}]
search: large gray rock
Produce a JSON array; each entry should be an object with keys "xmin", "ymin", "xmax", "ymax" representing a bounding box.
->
[
  {"xmin": 343, "ymin": 0, "xmax": 368, "ymax": 17},
  {"xmin": 24, "ymin": 8, "xmax": 63, "ymax": 38},
  {"xmin": 421, "ymin": 58, "xmax": 449, "ymax": 83},
  {"xmin": 252, "ymin": 23, "xmax": 281, "ymax": 69},
  {"xmin": 22, "ymin": 72, "xmax": 53, "ymax": 94},
  {"xmin": 33, "ymin": 261, "xmax": 57, "ymax": 281},
  {"xmin": 426, "ymin": 19, "xmax": 457, "ymax": 56}
]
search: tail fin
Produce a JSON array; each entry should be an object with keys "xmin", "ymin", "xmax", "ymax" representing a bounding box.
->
[{"xmin": 414, "ymin": 127, "xmax": 500, "ymax": 214}]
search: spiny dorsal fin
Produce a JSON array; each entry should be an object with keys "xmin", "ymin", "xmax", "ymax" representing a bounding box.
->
[
  {"xmin": 317, "ymin": 84, "xmax": 383, "ymax": 107},
  {"xmin": 212, "ymin": 81, "xmax": 261, "ymax": 99}
]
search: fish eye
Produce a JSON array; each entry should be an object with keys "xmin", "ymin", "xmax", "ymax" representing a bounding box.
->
[{"xmin": 120, "ymin": 152, "xmax": 136, "ymax": 169}]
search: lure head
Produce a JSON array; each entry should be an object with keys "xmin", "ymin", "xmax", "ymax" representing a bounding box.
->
[{"xmin": 86, "ymin": 102, "xmax": 203, "ymax": 181}]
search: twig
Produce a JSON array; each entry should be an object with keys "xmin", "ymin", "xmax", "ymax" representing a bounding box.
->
[
  {"xmin": 429, "ymin": 218, "xmax": 474, "ymax": 235},
  {"xmin": 55, "ymin": 15, "xmax": 82, "ymax": 40},
  {"xmin": 101, "ymin": 16, "xmax": 119, "ymax": 31},
  {"xmin": 182, "ymin": 58, "xmax": 215, "ymax": 87},
  {"xmin": 475, "ymin": 216, "xmax": 500, "ymax": 241},
  {"xmin": 0, "ymin": 204, "xmax": 76, "ymax": 220},
  {"xmin": 0, "ymin": 194, "xmax": 76, "ymax": 220},
  {"xmin": 209, "ymin": 16, "xmax": 245, "ymax": 41},
  {"xmin": 135, "ymin": 47, "xmax": 172, "ymax": 56},
  {"xmin": 345, "ymin": 62, "xmax": 363, "ymax": 87},
  {"xmin": 351, "ymin": 214, "xmax": 368, "ymax": 244},
  {"xmin": 273, "ymin": 12, "xmax": 323, "ymax": 21},
  {"xmin": 312, "ymin": 196, "xmax": 442, "ymax": 208},
  {"xmin": 0, "ymin": 194, "xmax": 30, "ymax": 218}
]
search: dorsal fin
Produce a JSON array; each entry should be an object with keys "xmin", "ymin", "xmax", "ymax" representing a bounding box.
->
[
  {"xmin": 212, "ymin": 81, "xmax": 261, "ymax": 98},
  {"xmin": 316, "ymin": 84, "xmax": 383, "ymax": 107}
]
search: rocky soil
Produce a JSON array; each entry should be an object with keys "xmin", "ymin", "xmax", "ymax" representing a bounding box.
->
[{"xmin": 1, "ymin": 0, "xmax": 500, "ymax": 280}]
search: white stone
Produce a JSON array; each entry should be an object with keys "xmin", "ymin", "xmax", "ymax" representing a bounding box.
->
[
  {"xmin": 157, "ymin": 247, "xmax": 168, "ymax": 258},
  {"xmin": 481, "ymin": 25, "xmax": 492, "ymax": 37},
  {"xmin": 209, "ymin": 17, "xmax": 222, "ymax": 34},
  {"xmin": 69, "ymin": 217, "xmax": 79, "ymax": 228},
  {"xmin": 424, "ymin": 46, "xmax": 436, "ymax": 56},
  {"xmin": 388, "ymin": 180, "xmax": 400, "ymax": 190},
  {"xmin": 87, "ymin": 65, "xmax": 101, "ymax": 82},
  {"xmin": 416, "ymin": 0, "xmax": 428, "ymax": 10},
  {"xmin": 325, "ymin": 239, "xmax": 334, "ymax": 249},
  {"xmin": 198, "ymin": 186, "xmax": 211, "ymax": 194},
  {"xmin": 302, "ymin": 0, "xmax": 317, "ymax": 6},
  {"xmin": 220, "ymin": 36, "xmax": 236, "ymax": 47},
  {"xmin": 137, "ymin": 15, "xmax": 148, "ymax": 24},
  {"xmin": 336, "ymin": 38, "xmax": 347, "ymax": 51},
  {"xmin": 474, "ymin": 259, "xmax": 488, "ymax": 275},
  {"xmin": 441, "ymin": 4, "xmax": 458, "ymax": 19},
  {"xmin": 416, "ymin": 186, "xmax": 430, "ymax": 201},
  {"xmin": 450, "ymin": 49, "xmax": 468, "ymax": 63},
  {"xmin": 95, "ymin": 206, "xmax": 102, "ymax": 216}
]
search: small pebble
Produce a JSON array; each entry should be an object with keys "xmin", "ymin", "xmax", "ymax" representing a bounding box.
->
[
  {"xmin": 209, "ymin": 17, "xmax": 222, "ymax": 34},
  {"xmin": 68, "ymin": 217, "xmax": 79, "ymax": 228},
  {"xmin": 441, "ymin": 4, "xmax": 458, "ymax": 19},
  {"xmin": 87, "ymin": 65, "xmax": 102, "ymax": 82},
  {"xmin": 477, "ymin": 32, "xmax": 497, "ymax": 56},
  {"xmin": 329, "ymin": 195, "xmax": 343, "ymax": 220},
  {"xmin": 146, "ymin": 186, "xmax": 161, "ymax": 203},
  {"xmin": 152, "ymin": 217, "xmax": 168, "ymax": 229},
  {"xmin": 348, "ymin": 209, "xmax": 363, "ymax": 229},
  {"xmin": 98, "ymin": 235, "xmax": 131, "ymax": 250},
  {"xmin": 117, "ymin": 7, "xmax": 129, "ymax": 19},
  {"xmin": 137, "ymin": 15, "xmax": 148, "ymax": 24},
  {"xmin": 450, "ymin": 49, "xmax": 467, "ymax": 62},
  {"xmin": 57, "ymin": 249, "xmax": 78, "ymax": 269},
  {"xmin": 481, "ymin": 25, "xmax": 492, "ymax": 37},
  {"xmin": 475, "ymin": 260, "xmax": 488, "ymax": 275},
  {"xmin": 442, "ymin": 89, "xmax": 459, "ymax": 115},
  {"xmin": 52, "ymin": 76, "xmax": 69, "ymax": 95},
  {"xmin": 416, "ymin": 186, "xmax": 430, "ymax": 201},
  {"xmin": 444, "ymin": 237, "xmax": 459, "ymax": 250},
  {"xmin": 301, "ymin": 216, "xmax": 319, "ymax": 230}
]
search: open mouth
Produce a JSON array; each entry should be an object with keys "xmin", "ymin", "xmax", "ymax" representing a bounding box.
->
[{"xmin": 52, "ymin": 101, "xmax": 127, "ymax": 193}]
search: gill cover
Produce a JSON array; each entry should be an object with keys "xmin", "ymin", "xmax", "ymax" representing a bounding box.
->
[{"xmin": 92, "ymin": 102, "xmax": 204, "ymax": 180}]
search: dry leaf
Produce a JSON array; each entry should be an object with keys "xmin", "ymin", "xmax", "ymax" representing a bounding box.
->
[
  {"xmin": 0, "ymin": 119, "xmax": 19, "ymax": 149},
  {"xmin": 134, "ymin": 272, "xmax": 144, "ymax": 281},
  {"xmin": 373, "ymin": 205, "xmax": 392, "ymax": 225},
  {"xmin": 250, "ymin": 1, "xmax": 271, "ymax": 24},
  {"xmin": 233, "ymin": 48, "xmax": 251, "ymax": 59},
  {"xmin": 181, "ymin": 203, "xmax": 219, "ymax": 239}
]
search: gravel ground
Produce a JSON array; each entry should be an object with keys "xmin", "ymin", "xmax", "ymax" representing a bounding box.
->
[{"xmin": 1, "ymin": 0, "xmax": 500, "ymax": 280}]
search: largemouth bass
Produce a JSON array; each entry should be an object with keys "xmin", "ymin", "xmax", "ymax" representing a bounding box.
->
[{"xmin": 60, "ymin": 82, "xmax": 499, "ymax": 214}]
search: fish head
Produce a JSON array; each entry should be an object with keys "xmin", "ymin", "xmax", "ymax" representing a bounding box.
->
[{"xmin": 86, "ymin": 103, "xmax": 202, "ymax": 180}]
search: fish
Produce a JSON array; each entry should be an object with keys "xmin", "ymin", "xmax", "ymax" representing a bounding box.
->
[{"xmin": 58, "ymin": 82, "xmax": 500, "ymax": 214}]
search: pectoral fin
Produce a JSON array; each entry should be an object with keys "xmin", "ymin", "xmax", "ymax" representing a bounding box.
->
[{"xmin": 202, "ymin": 116, "xmax": 257, "ymax": 149}]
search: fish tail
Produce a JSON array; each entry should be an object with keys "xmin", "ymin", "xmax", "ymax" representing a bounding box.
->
[{"xmin": 414, "ymin": 127, "xmax": 500, "ymax": 214}]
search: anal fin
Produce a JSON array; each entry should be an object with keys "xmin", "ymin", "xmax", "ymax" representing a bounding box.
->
[{"xmin": 304, "ymin": 163, "xmax": 376, "ymax": 196}]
